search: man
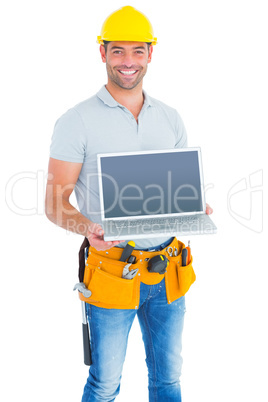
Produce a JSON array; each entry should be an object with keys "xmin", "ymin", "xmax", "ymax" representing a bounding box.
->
[{"xmin": 45, "ymin": 6, "xmax": 213, "ymax": 401}]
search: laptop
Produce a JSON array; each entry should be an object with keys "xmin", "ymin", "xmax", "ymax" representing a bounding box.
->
[{"xmin": 97, "ymin": 148, "xmax": 217, "ymax": 240}]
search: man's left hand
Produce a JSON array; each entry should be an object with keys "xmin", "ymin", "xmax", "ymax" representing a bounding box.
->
[{"xmin": 206, "ymin": 203, "xmax": 213, "ymax": 215}]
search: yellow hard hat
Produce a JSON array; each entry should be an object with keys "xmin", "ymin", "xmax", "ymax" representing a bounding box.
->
[{"xmin": 97, "ymin": 6, "xmax": 157, "ymax": 45}]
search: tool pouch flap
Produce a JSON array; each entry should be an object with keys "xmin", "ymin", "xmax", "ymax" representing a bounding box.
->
[{"xmin": 88, "ymin": 267, "xmax": 135, "ymax": 305}]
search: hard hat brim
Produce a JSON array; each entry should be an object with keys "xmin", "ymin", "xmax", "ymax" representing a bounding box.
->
[{"xmin": 97, "ymin": 35, "xmax": 157, "ymax": 45}]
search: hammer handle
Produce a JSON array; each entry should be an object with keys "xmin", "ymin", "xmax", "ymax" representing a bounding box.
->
[
  {"xmin": 82, "ymin": 323, "xmax": 92, "ymax": 366},
  {"xmin": 81, "ymin": 300, "xmax": 92, "ymax": 366}
]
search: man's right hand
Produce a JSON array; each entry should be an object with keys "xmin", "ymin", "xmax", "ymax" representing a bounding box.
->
[
  {"xmin": 45, "ymin": 158, "xmax": 123, "ymax": 250},
  {"xmin": 87, "ymin": 222, "xmax": 123, "ymax": 251}
]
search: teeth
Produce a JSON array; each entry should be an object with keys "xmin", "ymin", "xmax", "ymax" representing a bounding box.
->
[{"xmin": 119, "ymin": 70, "xmax": 137, "ymax": 75}]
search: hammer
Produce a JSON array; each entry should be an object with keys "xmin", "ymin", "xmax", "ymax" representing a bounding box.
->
[{"xmin": 73, "ymin": 283, "xmax": 92, "ymax": 366}]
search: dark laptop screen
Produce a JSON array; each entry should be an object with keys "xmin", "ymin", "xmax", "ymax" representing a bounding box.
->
[{"xmin": 100, "ymin": 150, "xmax": 203, "ymax": 219}]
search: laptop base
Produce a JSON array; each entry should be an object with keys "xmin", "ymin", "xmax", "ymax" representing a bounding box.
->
[{"xmin": 103, "ymin": 214, "xmax": 217, "ymax": 241}]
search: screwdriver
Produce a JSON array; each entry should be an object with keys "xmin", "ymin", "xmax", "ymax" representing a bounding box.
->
[
  {"xmin": 186, "ymin": 240, "xmax": 191, "ymax": 265},
  {"xmin": 119, "ymin": 241, "xmax": 136, "ymax": 262},
  {"xmin": 182, "ymin": 248, "xmax": 188, "ymax": 267}
]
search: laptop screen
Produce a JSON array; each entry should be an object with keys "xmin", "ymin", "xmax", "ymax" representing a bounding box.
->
[{"xmin": 98, "ymin": 148, "xmax": 205, "ymax": 220}]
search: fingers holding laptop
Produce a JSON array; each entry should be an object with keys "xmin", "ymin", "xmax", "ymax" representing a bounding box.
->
[
  {"xmin": 87, "ymin": 222, "xmax": 123, "ymax": 251},
  {"xmin": 206, "ymin": 203, "xmax": 213, "ymax": 215}
]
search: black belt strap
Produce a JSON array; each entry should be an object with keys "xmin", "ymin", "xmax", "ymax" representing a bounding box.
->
[{"xmin": 78, "ymin": 237, "xmax": 90, "ymax": 282}]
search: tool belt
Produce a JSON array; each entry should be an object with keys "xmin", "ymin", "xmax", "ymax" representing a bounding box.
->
[{"xmin": 78, "ymin": 237, "xmax": 196, "ymax": 309}]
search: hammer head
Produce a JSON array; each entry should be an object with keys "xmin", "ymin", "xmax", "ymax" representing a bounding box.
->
[{"xmin": 73, "ymin": 283, "xmax": 92, "ymax": 298}]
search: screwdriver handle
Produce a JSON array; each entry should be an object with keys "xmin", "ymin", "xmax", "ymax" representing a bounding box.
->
[
  {"xmin": 119, "ymin": 241, "xmax": 135, "ymax": 262},
  {"xmin": 182, "ymin": 248, "xmax": 188, "ymax": 267}
]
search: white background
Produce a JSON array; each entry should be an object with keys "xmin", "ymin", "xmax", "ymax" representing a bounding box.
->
[{"xmin": 1, "ymin": 0, "xmax": 267, "ymax": 401}]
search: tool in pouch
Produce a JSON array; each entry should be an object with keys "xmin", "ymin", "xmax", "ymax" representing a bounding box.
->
[
  {"xmin": 181, "ymin": 248, "xmax": 188, "ymax": 266},
  {"xmin": 167, "ymin": 246, "xmax": 178, "ymax": 257},
  {"xmin": 181, "ymin": 240, "xmax": 191, "ymax": 266},
  {"xmin": 147, "ymin": 240, "xmax": 191, "ymax": 274},
  {"xmin": 120, "ymin": 241, "xmax": 139, "ymax": 280},
  {"xmin": 186, "ymin": 240, "xmax": 191, "ymax": 265},
  {"xmin": 147, "ymin": 254, "xmax": 169, "ymax": 274},
  {"xmin": 121, "ymin": 241, "xmax": 170, "ymax": 277},
  {"xmin": 73, "ymin": 283, "xmax": 92, "ymax": 366}
]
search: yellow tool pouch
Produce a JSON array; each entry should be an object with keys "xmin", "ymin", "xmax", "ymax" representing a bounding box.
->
[{"xmin": 78, "ymin": 237, "xmax": 196, "ymax": 309}]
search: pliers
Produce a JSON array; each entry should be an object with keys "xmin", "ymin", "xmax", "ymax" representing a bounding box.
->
[
  {"xmin": 122, "ymin": 263, "xmax": 139, "ymax": 279},
  {"xmin": 166, "ymin": 246, "xmax": 178, "ymax": 257}
]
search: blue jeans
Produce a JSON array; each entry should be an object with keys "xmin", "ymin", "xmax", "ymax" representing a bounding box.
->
[{"xmin": 81, "ymin": 279, "xmax": 186, "ymax": 401}]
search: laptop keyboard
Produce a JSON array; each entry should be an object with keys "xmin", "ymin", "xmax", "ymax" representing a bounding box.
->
[
  {"xmin": 114, "ymin": 216, "xmax": 199, "ymax": 228},
  {"xmin": 104, "ymin": 214, "xmax": 217, "ymax": 239}
]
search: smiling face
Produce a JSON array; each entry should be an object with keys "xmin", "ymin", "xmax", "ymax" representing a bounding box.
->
[{"xmin": 100, "ymin": 41, "xmax": 153, "ymax": 91}]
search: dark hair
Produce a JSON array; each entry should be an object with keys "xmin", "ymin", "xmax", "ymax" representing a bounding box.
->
[{"xmin": 103, "ymin": 40, "xmax": 152, "ymax": 53}]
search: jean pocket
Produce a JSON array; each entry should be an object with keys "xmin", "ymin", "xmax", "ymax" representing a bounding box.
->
[{"xmin": 177, "ymin": 257, "xmax": 196, "ymax": 296}]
